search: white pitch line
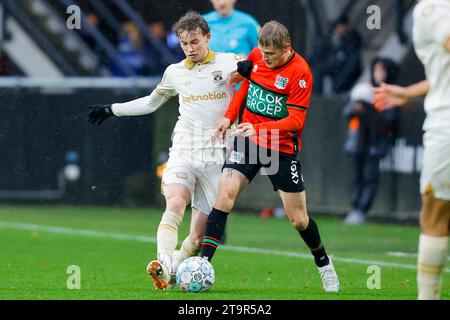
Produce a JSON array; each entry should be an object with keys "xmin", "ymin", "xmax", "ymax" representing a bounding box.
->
[
  {"xmin": 388, "ymin": 251, "xmax": 450, "ymax": 262},
  {"xmin": 1, "ymin": 221, "xmax": 449, "ymax": 273}
]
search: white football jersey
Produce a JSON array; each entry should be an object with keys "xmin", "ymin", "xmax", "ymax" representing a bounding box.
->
[
  {"xmin": 413, "ymin": 0, "xmax": 450, "ymax": 130},
  {"xmin": 160, "ymin": 52, "xmax": 238, "ymax": 150},
  {"xmin": 112, "ymin": 50, "xmax": 239, "ymax": 151}
]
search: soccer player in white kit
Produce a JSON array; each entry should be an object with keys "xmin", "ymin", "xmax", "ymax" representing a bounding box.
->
[
  {"xmin": 88, "ymin": 11, "xmax": 241, "ymax": 289},
  {"xmin": 374, "ymin": 0, "xmax": 450, "ymax": 300}
]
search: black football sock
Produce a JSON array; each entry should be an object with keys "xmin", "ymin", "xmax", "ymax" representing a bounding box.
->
[
  {"xmin": 200, "ymin": 207, "xmax": 229, "ymax": 261},
  {"xmin": 298, "ymin": 218, "xmax": 330, "ymax": 268}
]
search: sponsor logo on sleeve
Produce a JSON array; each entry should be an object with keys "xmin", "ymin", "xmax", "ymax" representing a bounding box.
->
[{"xmin": 299, "ymin": 79, "xmax": 307, "ymax": 89}]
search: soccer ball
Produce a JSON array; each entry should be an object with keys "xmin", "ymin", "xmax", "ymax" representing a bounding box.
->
[{"xmin": 176, "ymin": 257, "xmax": 215, "ymax": 293}]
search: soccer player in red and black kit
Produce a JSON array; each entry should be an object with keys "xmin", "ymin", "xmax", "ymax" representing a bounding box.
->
[{"xmin": 201, "ymin": 21, "xmax": 340, "ymax": 292}]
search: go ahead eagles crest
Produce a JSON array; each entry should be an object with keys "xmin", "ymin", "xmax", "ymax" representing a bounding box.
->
[
  {"xmin": 212, "ymin": 70, "xmax": 224, "ymax": 84},
  {"xmin": 274, "ymin": 74, "xmax": 289, "ymax": 90}
]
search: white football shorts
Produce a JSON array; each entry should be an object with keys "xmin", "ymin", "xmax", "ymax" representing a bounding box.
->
[
  {"xmin": 161, "ymin": 148, "xmax": 225, "ymax": 214},
  {"xmin": 420, "ymin": 128, "xmax": 450, "ymax": 200}
]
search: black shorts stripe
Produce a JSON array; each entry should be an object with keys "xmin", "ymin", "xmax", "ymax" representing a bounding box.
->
[{"xmin": 223, "ymin": 137, "xmax": 304, "ymax": 193}]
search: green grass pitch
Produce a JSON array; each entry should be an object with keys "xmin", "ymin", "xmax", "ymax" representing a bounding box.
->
[{"xmin": 0, "ymin": 205, "xmax": 448, "ymax": 300}]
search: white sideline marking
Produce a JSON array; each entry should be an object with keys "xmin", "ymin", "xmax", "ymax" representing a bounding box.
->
[
  {"xmin": 1, "ymin": 221, "xmax": 449, "ymax": 273},
  {"xmin": 388, "ymin": 251, "xmax": 450, "ymax": 262}
]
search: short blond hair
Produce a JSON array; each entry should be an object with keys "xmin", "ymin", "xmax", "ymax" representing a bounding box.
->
[{"xmin": 258, "ymin": 21, "xmax": 291, "ymax": 49}]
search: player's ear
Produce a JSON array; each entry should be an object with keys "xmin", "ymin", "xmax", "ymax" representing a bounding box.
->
[{"xmin": 205, "ymin": 32, "xmax": 211, "ymax": 42}]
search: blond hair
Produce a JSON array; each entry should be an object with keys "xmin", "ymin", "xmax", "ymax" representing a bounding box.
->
[{"xmin": 258, "ymin": 21, "xmax": 291, "ymax": 49}]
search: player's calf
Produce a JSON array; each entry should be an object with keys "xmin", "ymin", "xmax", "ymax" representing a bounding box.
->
[
  {"xmin": 200, "ymin": 208, "xmax": 229, "ymax": 261},
  {"xmin": 420, "ymin": 191, "xmax": 450, "ymax": 236}
]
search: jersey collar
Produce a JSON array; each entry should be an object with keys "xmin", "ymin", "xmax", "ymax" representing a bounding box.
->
[{"xmin": 184, "ymin": 48, "xmax": 216, "ymax": 69}]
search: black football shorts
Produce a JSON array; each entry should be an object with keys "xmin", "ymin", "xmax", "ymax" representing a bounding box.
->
[{"xmin": 223, "ymin": 137, "xmax": 305, "ymax": 193}]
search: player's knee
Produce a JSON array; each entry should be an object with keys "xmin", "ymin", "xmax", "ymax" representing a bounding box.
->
[
  {"xmin": 420, "ymin": 195, "xmax": 450, "ymax": 236},
  {"xmin": 420, "ymin": 212, "xmax": 448, "ymax": 236},
  {"xmin": 215, "ymin": 188, "xmax": 237, "ymax": 211},
  {"xmin": 290, "ymin": 215, "xmax": 309, "ymax": 231},
  {"xmin": 166, "ymin": 195, "xmax": 189, "ymax": 213},
  {"xmin": 421, "ymin": 221, "xmax": 448, "ymax": 236},
  {"xmin": 225, "ymin": 187, "xmax": 239, "ymax": 202}
]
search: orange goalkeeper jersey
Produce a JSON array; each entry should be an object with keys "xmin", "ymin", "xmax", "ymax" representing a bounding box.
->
[{"xmin": 225, "ymin": 47, "xmax": 313, "ymax": 155}]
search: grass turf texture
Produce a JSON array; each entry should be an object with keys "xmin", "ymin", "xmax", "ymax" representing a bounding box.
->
[{"xmin": 0, "ymin": 205, "xmax": 448, "ymax": 300}]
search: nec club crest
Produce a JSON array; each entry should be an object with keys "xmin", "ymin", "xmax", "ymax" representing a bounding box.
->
[{"xmin": 274, "ymin": 75, "xmax": 289, "ymax": 90}]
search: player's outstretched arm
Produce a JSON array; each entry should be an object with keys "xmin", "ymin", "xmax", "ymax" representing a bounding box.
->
[
  {"xmin": 373, "ymin": 80, "xmax": 429, "ymax": 110},
  {"xmin": 110, "ymin": 91, "xmax": 172, "ymax": 117},
  {"xmin": 87, "ymin": 92, "xmax": 170, "ymax": 125},
  {"xmin": 87, "ymin": 71, "xmax": 177, "ymax": 125},
  {"xmin": 87, "ymin": 67, "xmax": 177, "ymax": 125}
]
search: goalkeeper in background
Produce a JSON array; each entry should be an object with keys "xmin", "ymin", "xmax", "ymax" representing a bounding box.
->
[{"xmin": 88, "ymin": 11, "xmax": 241, "ymax": 290}]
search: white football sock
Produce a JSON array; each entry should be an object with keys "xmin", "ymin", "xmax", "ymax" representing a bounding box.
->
[
  {"xmin": 417, "ymin": 234, "xmax": 448, "ymax": 300},
  {"xmin": 156, "ymin": 211, "xmax": 182, "ymax": 271}
]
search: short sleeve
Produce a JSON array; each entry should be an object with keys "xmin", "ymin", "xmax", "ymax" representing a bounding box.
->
[
  {"xmin": 286, "ymin": 69, "xmax": 313, "ymax": 110},
  {"xmin": 414, "ymin": 2, "xmax": 450, "ymax": 47}
]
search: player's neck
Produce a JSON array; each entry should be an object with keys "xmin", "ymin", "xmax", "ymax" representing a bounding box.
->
[
  {"xmin": 276, "ymin": 49, "xmax": 294, "ymax": 68},
  {"xmin": 197, "ymin": 48, "xmax": 213, "ymax": 63}
]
